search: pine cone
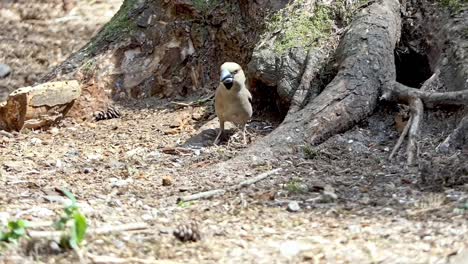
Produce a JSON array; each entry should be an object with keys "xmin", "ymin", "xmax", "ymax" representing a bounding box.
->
[
  {"xmin": 93, "ymin": 106, "xmax": 121, "ymax": 121},
  {"xmin": 173, "ymin": 222, "xmax": 201, "ymax": 242}
]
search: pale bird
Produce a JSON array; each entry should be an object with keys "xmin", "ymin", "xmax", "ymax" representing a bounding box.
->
[{"xmin": 214, "ymin": 62, "xmax": 253, "ymax": 145}]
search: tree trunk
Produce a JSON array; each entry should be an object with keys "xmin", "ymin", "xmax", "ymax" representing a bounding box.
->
[
  {"xmin": 40, "ymin": 0, "xmax": 468, "ymax": 166},
  {"xmin": 246, "ymin": 0, "xmax": 401, "ymax": 157},
  {"xmin": 40, "ymin": 0, "xmax": 286, "ymax": 119}
]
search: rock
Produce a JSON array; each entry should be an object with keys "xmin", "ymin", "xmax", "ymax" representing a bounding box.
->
[
  {"xmin": 0, "ymin": 64, "xmax": 11, "ymax": 78},
  {"xmin": 0, "ymin": 212, "xmax": 10, "ymax": 226},
  {"xmin": 86, "ymin": 153, "xmax": 102, "ymax": 162},
  {"xmin": 30, "ymin": 137, "xmax": 43, "ymax": 145},
  {"xmin": 55, "ymin": 159, "xmax": 63, "ymax": 169},
  {"xmin": 0, "ymin": 80, "xmax": 81, "ymax": 131},
  {"xmin": 320, "ymin": 191, "xmax": 338, "ymax": 203},
  {"xmin": 287, "ymin": 201, "xmax": 301, "ymax": 212},
  {"xmin": 110, "ymin": 177, "xmax": 133, "ymax": 188},
  {"xmin": 247, "ymin": 48, "xmax": 278, "ymax": 86},
  {"xmin": 49, "ymin": 127, "xmax": 59, "ymax": 135},
  {"xmin": 247, "ymin": 45, "xmax": 325, "ymax": 107},
  {"xmin": 162, "ymin": 175, "xmax": 173, "ymax": 186},
  {"xmin": 125, "ymin": 147, "xmax": 146, "ymax": 159},
  {"xmin": 277, "ymin": 48, "xmax": 308, "ymax": 100},
  {"xmin": 319, "ymin": 185, "xmax": 338, "ymax": 203}
]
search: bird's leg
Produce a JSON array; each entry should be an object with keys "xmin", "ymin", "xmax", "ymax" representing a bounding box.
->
[
  {"xmin": 214, "ymin": 120, "xmax": 224, "ymax": 145},
  {"xmin": 243, "ymin": 123, "xmax": 253, "ymax": 136},
  {"xmin": 242, "ymin": 123, "xmax": 248, "ymax": 145}
]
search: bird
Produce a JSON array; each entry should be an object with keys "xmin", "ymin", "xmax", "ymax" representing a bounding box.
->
[{"xmin": 214, "ymin": 62, "xmax": 253, "ymax": 145}]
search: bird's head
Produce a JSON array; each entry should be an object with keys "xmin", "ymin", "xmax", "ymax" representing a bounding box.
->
[{"xmin": 219, "ymin": 62, "xmax": 246, "ymax": 90}]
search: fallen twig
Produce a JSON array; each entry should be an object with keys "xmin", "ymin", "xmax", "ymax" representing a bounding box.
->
[
  {"xmin": 177, "ymin": 189, "xmax": 226, "ymax": 203},
  {"xmin": 27, "ymin": 222, "xmax": 149, "ymax": 239},
  {"xmin": 87, "ymin": 253, "xmax": 176, "ymax": 264},
  {"xmin": 93, "ymin": 222, "xmax": 149, "ymax": 234},
  {"xmin": 235, "ymin": 168, "xmax": 282, "ymax": 189},
  {"xmin": 0, "ymin": 130, "xmax": 14, "ymax": 138},
  {"xmin": 177, "ymin": 168, "xmax": 282, "ymax": 203},
  {"xmin": 170, "ymin": 95, "xmax": 214, "ymax": 108}
]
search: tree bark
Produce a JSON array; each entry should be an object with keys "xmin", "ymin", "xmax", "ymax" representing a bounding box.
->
[
  {"xmin": 40, "ymin": 0, "xmax": 286, "ymax": 119},
  {"xmin": 246, "ymin": 0, "xmax": 401, "ymax": 157},
  {"xmin": 36, "ymin": 0, "xmax": 468, "ymax": 165}
]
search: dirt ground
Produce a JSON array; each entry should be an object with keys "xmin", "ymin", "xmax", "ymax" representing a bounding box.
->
[{"xmin": 0, "ymin": 1, "xmax": 467, "ymax": 264}]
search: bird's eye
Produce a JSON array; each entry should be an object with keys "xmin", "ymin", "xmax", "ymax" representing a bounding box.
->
[{"xmin": 232, "ymin": 70, "xmax": 239, "ymax": 74}]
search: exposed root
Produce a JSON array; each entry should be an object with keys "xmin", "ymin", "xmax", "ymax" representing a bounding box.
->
[
  {"xmin": 407, "ymin": 98, "xmax": 423, "ymax": 165},
  {"xmin": 437, "ymin": 114, "xmax": 468, "ymax": 153},
  {"xmin": 389, "ymin": 115, "xmax": 412, "ymax": 160},
  {"xmin": 384, "ymin": 69, "xmax": 468, "ymax": 164},
  {"xmin": 288, "ymin": 48, "xmax": 317, "ymax": 114},
  {"xmin": 382, "ymin": 83, "xmax": 468, "ymax": 107}
]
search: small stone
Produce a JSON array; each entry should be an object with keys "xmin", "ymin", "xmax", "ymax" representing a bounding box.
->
[
  {"xmin": 49, "ymin": 241, "xmax": 62, "ymax": 254},
  {"xmin": 110, "ymin": 177, "xmax": 133, "ymax": 188},
  {"xmin": 141, "ymin": 213, "xmax": 153, "ymax": 221},
  {"xmin": 125, "ymin": 147, "xmax": 145, "ymax": 159},
  {"xmin": 0, "ymin": 64, "xmax": 11, "ymax": 78},
  {"xmin": 162, "ymin": 175, "xmax": 173, "ymax": 186},
  {"xmin": 86, "ymin": 153, "xmax": 102, "ymax": 162},
  {"xmin": 320, "ymin": 191, "xmax": 338, "ymax": 203},
  {"xmin": 49, "ymin": 127, "xmax": 59, "ymax": 135},
  {"xmin": 83, "ymin": 167, "xmax": 93, "ymax": 174},
  {"xmin": 279, "ymin": 241, "xmax": 313, "ymax": 258},
  {"xmin": 30, "ymin": 137, "xmax": 42, "ymax": 145},
  {"xmin": 0, "ymin": 212, "xmax": 10, "ymax": 226},
  {"xmin": 287, "ymin": 201, "xmax": 301, "ymax": 212},
  {"xmin": 192, "ymin": 111, "xmax": 203, "ymax": 120},
  {"xmin": 55, "ymin": 159, "xmax": 63, "ymax": 169}
]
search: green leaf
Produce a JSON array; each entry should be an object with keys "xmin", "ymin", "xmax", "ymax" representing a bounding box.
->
[
  {"xmin": 54, "ymin": 217, "xmax": 67, "ymax": 230},
  {"xmin": 73, "ymin": 212, "xmax": 87, "ymax": 245},
  {"xmin": 69, "ymin": 224, "xmax": 78, "ymax": 250},
  {"xmin": 60, "ymin": 188, "xmax": 77, "ymax": 206},
  {"xmin": 7, "ymin": 221, "xmax": 16, "ymax": 230},
  {"xmin": 13, "ymin": 227, "xmax": 25, "ymax": 236}
]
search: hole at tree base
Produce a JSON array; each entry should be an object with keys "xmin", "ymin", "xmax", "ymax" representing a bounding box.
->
[
  {"xmin": 249, "ymin": 78, "xmax": 287, "ymax": 125},
  {"xmin": 394, "ymin": 46, "xmax": 433, "ymax": 88}
]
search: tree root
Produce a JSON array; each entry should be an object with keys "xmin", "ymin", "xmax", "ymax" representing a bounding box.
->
[
  {"xmin": 389, "ymin": 115, "xmax": 412, "ymax": 160},
  {"xmin": 407, "ymin": 98, "xmax": 423, "ymax": 165},
  {"xmin": 437, "ymin": 114, "xmax": 468, "ymax": 153},
  {"xmin": 288, "ymin": 47, "xmax": 318, "ymax": 114},
  {"xmin": 385, "ymin": 68, "xmax": 468, "ymax": 163},
  {"xmin": 382, "ymin": 70, "xmax": 468, "ymax": 108}
]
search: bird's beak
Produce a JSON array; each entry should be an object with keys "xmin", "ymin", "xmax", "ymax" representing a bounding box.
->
[{"xmin": 220, "ymin": 69, "xmax": 234, "ymax": 90}]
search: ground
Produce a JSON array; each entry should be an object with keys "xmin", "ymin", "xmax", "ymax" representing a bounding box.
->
[{"xmin": 0, "ymin": 1, "xmax": 467, "ymax": 263}]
